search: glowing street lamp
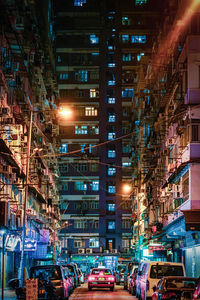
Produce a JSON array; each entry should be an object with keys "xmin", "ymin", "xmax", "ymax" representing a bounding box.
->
[
  {"xmin": 58, "ymin": 107, "xmax": 73, "ymax": 119},
  {"xmin": 122, "ymin": 183, "xmax": 132, "ymax": 195}
]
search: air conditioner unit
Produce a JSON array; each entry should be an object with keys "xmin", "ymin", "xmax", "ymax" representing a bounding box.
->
[
  {"xmin": 111, "ymin": 249, "xmax": 118, "ymax": 254},
  {"xmin": 86, "ymin": 248, "xmax": 92, "ymax": 254},
  {"xmin": 78, "ymin": 248, "xmax": 85, "ymax": 254},
  {"xmin": 104, "ymin": 250, "xmax": 109, "ymax": 254}
]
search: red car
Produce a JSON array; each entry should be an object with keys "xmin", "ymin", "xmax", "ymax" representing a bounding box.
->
[{"xmin": 88, "ymin": 268, "xmax": 115, "ymax": 291}]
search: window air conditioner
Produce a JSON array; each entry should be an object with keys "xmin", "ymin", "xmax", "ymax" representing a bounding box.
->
[
  {"xmin": 78, "ymin": 248, "xmax": 85, "ymax": 254},
  {"xmin": 86, "ymin": 248, "xmax": 92, "ymax": 254},
  {"xmin": 111, "ymin": 249, "xmax": 118, "ymax": 254},
  {"xmin": 104, "ymin": 250, "xmax": 109, "ymax": 253}
]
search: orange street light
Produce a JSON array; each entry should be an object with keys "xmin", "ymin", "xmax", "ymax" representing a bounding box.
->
[
  {"xmin": 58, "ymin": 107, "xmax": 73, "ymax": 119},
  {"xmin": 122, "ymin": 183, "xmax": 132, "ymax": 195}
]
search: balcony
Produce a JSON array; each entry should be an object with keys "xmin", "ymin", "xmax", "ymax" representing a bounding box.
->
[{"xmin": 182, "ymin": 143, "xmax": 200, "ymax": 162}]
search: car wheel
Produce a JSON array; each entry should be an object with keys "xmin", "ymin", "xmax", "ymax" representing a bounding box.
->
[{"xmin": 110, "ymin": 287, "xmax": 114, "ymax": 291}]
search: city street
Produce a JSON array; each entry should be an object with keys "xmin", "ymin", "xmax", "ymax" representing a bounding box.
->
[{"xmin": 70, "ymin": 284, "xmax": 136, "ymax": 300}]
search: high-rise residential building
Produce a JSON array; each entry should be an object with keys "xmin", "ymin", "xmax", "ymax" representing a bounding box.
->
[{"xmin": 55, "ymin": 0, "xmax": 161, "ymax": 265}]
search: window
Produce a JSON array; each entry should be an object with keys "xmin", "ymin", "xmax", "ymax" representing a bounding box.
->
[
  {"xmin": 85, "ymin": 107, "xmax": 98, "ymax": 116},
  {"xmin": 90, "ymin": 126, "xmax": 99, "ymax": 135},
  {"xmin": 122, "ymin": 219, "xmax": 132, "ymax": 229},
  {"xmin": 108, "ymin": 80, "xmax": 115, "ymax": 86},
  {"xmin": 107, "ymin": 97, "xmax": 116, "ymax": 104},
  {"xmin": 122, "ymin": 88, "xmax": 133, "ymax": 98},
  {"xmin": 108, "ymin": 63, "xmax": 116, "ymax": 67},
  {"xmin": 108, "ymin": 149, "xmax": 116, "ymax": 158},
  {"xmin": 122, "ymin": 53, "xmax": 131, "ymax": 62},
  {"xmin": 59, "ymin": 143, "xmax": 68, "ymax": 153},
  {"xmin": 90, "ymin": 180, "xmax": 99, "ymax": 191},
  {"xmin": 122, "ymin": 143, "xmax": 131, "ymax": 153},
  {"xmin": 122, "ymin": 162, "xmax": 131, "ymax": 168},
  {"xmin": 74, "ymin": 181, "xmax": 87, "ymax": 191},
  {"xmin": 122, "ymin": 201, "xmax": 132, "ymax": 210},
  {"xmin": 108, "ymin": 113, "xmax": 116, "ymax": 122},
  {"xmin": 122, "ymin": 239, "xmax": 129, "ymax": 248},
  {"xmin": 108, "ymin": 132, "xmax": 116, "ymax": 140},
  {"xmin": 135, "ymin": 0, "xmax": 147, "ymax": 5},
  {"xmin": 89, "ymin": 202, "xmax": 99, "ymax": 209},
  {"xmin": 59, "ymin": 73, "xmax": 68, "ymax": 80},
  {"xmin": 122, "ymin": 17, "xmax": 130, "ymax": 26},
  {"xmin": 107, "ymin": 220, "xmax": 115, "ymax": 230},
  {"xmin": 107, "ymin": 203, "xmax": 115, "ymax": 212},
  {"xmin": 90, "ymin": 89, "xmax": 98, "ymax": 98},
  {"xmin": 122, "ymin": 126, "xmax": 130, "ymax": 135},
  {"xmin": 108, "ymin": 184, "xmax": 116, "ymax": 194},
  {"xmin": 74, "ymin": 221, "xmax": 87, "ymax": 229},
  {"xmin": 89, "ymin": 238, "xmax": 99, "ymax": 247},
  {"xmin": 90, "ymin": 34, "xmax": 99, "ymax": 44},
  {"xmin": 192, "ymin": 125, "xmax": 199, "ymax": 141},
  {"xmin": 90, "ymin": 71, "xmax": 99, "ymax": 80},
  {"xmin": 90, "ymin": 220, "xmax": 99, "ymax": 229},
  {"xmin": 74, "ymin": 240, "xmax": 85, "ymax": 248},
  {"xmin": 75, "ymin": 70, "xmax": 88, "ymax": 82},
  {"xmin": 61, "ymin": 183, "xmax": 68, "ymax": 191},
  {"xmin": 59, "ymin": 165, "xmax": 68, "ymax": 175},
  {"xmin": 74, "ymin": 164, "xmax": 88, "ymax": 172},
  {"xmin": 90, "ymin": 163, "xmax": 99, "ymax": 172},
  {"xmin": 75, "ymin": 125, "xmax": 87, "ymax": 134},
  {"xmin": 107, "ymin": 167, "xmax": 116, "ymax": 176},
  {"xmin": 131, "ymin": 35, "xmax": 146, "ymax": 43},
  {"xmin": 137, "ymin": 52, "xmax": 145, "ymax": 61},
  {"xmin": 122, "ymin": 35, "xmax": 129, "ymax": 43}
]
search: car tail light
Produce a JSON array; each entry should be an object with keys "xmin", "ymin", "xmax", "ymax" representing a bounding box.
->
[
  {"xmin": 108, "ymin": 277, "xmax": 115, "ymax": 282},
  {"xmin": 162, "ymin": 292, "xmax": 176, "ymax": 299},
  {"xmin": 88, "ymin": 276, "xmax": 96, "ymax": 282},
  {"xmin": 146, "ymin": 280, "xmax": 149, "ymax": 291},
  {"xmin": 194, "ymin": 290, "xmax": 198, "ymax": 299}
]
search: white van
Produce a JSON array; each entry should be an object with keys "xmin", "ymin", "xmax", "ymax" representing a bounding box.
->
[{"xmin": 139, "ymin": 261, "xmax": 186, "ymax": 300}]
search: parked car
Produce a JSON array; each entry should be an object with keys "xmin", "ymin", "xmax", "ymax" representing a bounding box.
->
[
  {"xmin": 63, "ymin": 264, "xmax": 79, "ymax": 289},
  {"xmin": 193, "ymin": 277, "xmax": 200, "ymax": 299},
  {"xmin": 155, "ymin": 276, "xmax": 198, "ymax": 300},
  {"xmin": 62, "ymin": 266, "xmax": 74, "ymax": 294},
  {"xmin": 124, "ymin": 262, "xmax": 139, "ymax": 290},
  {"xmin": 88, "ymin": 268, "xmax": 115, "ymax": 291},
  {"xmin": 115, "ymin": 264, "xmax": 126, "ymax": 285},
  {"xmin": 128, "ymin": 267, "xmax": 138, "ymax": 295},
  {"xmin": 30, "ymin": 264, "xmax": 71, "ymax": 299},
  {"xmin": 139, "ymin": 261, "xmax": 186, "ymax": 300}
]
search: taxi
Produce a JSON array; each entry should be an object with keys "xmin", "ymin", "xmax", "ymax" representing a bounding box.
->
[{"xmin": 88, "ymin": 268, "xmax": 115, "ymax": 291}]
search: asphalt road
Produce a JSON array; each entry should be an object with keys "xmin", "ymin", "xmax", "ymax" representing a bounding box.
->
[{"xmin": 69, "ymin": 283, "xmax": 137, "ymax": 299}]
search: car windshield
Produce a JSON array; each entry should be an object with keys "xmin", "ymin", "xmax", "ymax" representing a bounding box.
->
[
  {"xmin": 150, "ymin": 265, "xmax": 184, "ymax": 279},
  {"xmin": 165, "ymin": 278, "xmax": 197, "ymax": 289},
  {"xmin": 30, "ymin": 267, "xmax": 62, "ymax": 281},
  {"xmin": 91, "ymin": 269, "xmax": 112, "ymax": 275}
]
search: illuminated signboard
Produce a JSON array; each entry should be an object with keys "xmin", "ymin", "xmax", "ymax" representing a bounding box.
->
[{"xmin": 24, "ymin": 238, "xmax": 37, "ymax": 251}]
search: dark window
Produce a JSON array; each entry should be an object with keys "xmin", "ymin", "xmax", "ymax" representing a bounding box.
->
[{"xmin": 192, "ymin": 125, "xmax": 199, "ymax": 141}]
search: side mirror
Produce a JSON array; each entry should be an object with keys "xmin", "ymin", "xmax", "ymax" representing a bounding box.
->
[
  {"xmin": 9, "ymin": 278, "xmax": 19, "ymax": 289},
  {"xmin": 138, "ymin": 271, "xmax": 142, "ymax": 276}
]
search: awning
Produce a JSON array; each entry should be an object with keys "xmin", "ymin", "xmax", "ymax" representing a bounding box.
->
[
  {"xmin": 167, "ymin": 162, "xmax": 189, "ymax": 184},
  {"xmin": 182, "ymin": 209, "xmax": 200, "ymax": 231}
]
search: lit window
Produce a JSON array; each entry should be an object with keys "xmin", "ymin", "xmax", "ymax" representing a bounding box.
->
[
  {"xmin": 90, "ymin": 34, "xmax": 99, "ymax": 44},
  {"xmin": 122, "ymin": 219, "xmax": 132, "ymax": 229},
  {"xmin": 131, "ymin": 35, "xmax": 146, "ymax": 43},
  {"xmin": 135, "ymin": 0, "xmax": 147, "ymax": 5},
  {"xmin": 122, "ymin": 53, "xmax": 131, "ymax": 61},
  {"xmin": 108, "ymin": 150, "xmax": 116, "ymax": 158},
  {"xmin": 59, "ymin": 143, "xmax": 68, "ymax": 153},
  {"xmin": 122, "ymin": 17, "xmax": 130, "ymax": 26},
  {"xmin": 108, "ymin": 63, "xmax": 116, "ymax": 67},
  {"xmin": 107, "ymin": 221, "xmax": 115, "ymax": 230},
  {"xmin": 74, "ymin": 181, "xmax": 87, "ymax": 191},
  {"xmin": 107, "ymin": 97, "xmax": 116, "ymax": 104},
  {"xmin": 108, "ymin": 132, "xmax": 116, "ymax": 140},
  {"xmin": 108, "ymin": 114, "xmax": 116, "ymax": 122},
  {"xmin": 75, "ymin": 125, "xmax": 88, "ymax": 134},
  {"xmin": 74, "ymin": 240, "xmax": 85, "ymax": 248},
  {"xmin": 85, "ymin": 107, "xmax": 98, "ymax": 116},
  {"xmin": 122, "ymin": 162, "xmax": 131, "ymax": 167},
  {"xmin": 90, "ymin": 180, "xmax": 99, "ymax": 191},
  {"xmin": 137, "ymin": 52, "xmax": 145, "ymax": 61},
  {"xmin": 90, "ymin": 89, "xmax": 98, "ymax": 98},
  {"xmin": 122, "ymin": 144, "xmax": 130, "ymax": 153},
  {"xmin": 122, "ymin": 239, "xmax": 129, "ymax": 248},
  {"xmin": 74, "ymin": 0, "xmax": 87, "ymax": 6},
  {"xmin": 89, "ymin": 202, "xmax": 99, "ymax": 209},
  {"xmin": 107, "ymin": 203, "xmax": 115, "ymax": 212},
  {"xmin": 122, "ymin": 35, "xmax": 129, "ymax": 42},
  {"xmin": 108, "ymin": 185, "xmax": 116, "ymax": 194},
  {"xmin": 75, "ymin": 70, "xmax": 88, "ymax": 82},
  {"xmin": 108, "ymin": 45, "xmax": 114, "ymax": 50},
  {"xmin": 108, "ymin": 80, "xmax": 115, "ymax": 86},
  {"xmin": 89, "ymin": 238, "xmax": 99, "ymax": 247},
  {"xmin": 107, "ymin": 167, "xmax": 116, "ymax": 176},
  {"xmin": 80, "ymin": 144, "xmax": 86, "ymax": 153},
  {"xmin": 59, "ymin": 73, "xmax": 68, "ymax": 80},
  {"xmin": 122, "ymin": 88, "xmax": 133, "ymax": 98},
  {"xmin": 90, "ymin": 221, "xmax": 99, "ymax": 229}
]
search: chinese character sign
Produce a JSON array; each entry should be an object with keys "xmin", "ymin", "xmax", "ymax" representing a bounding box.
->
[{"xmin": 26, "ymin": 279, "xmax": 38, "ymax": 300}]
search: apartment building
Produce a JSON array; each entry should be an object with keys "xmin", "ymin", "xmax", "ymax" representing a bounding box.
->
[{"xmin": 55, "ymin": 0, "xmax": 161, "ymax": 264}]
